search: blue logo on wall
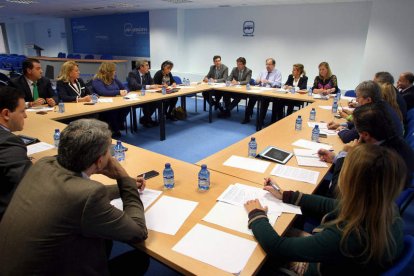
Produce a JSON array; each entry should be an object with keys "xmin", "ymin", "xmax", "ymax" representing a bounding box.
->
[{"xmin": 243, "ymin": 21, "xmax": 255, "ymax": 37}]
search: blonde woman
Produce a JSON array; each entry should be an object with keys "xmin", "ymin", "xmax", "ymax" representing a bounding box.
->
[
  {"xmin": 56, "ymin": 61, "xmax": 91, "ymax": 102},
  {"xmin": 245, "ymin": 144, "xmax": 405, "ymax": 275},
  {"xmin": 92, "ymin": 62, "xmax": 129, "ymax": 138},
  {"xmin": 312, "ymin": 62, "xmax": 338, "ymax": 95},
  {"xmin": 380, "ymin": 83, "xmax": 404, "ymax": 122}
]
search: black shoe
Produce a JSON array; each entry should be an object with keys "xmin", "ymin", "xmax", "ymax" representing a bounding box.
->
[
  {"xmin": 241, "ymin": 117, "xmax": 250, "ymax": 124},
  {"xmin": 149, "ymin": 119, "xmax": 159, "ymax": 126},
  {"xmin": 140, "ymin": 117, "xmax": 152, "ymax": 128},
  {"xmin": 218, "ymin": 103, "xmax": 225, "ymax": 112}
]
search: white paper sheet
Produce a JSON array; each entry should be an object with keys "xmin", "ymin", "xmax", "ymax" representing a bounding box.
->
[
  {"xmin": 203, "ymin": 201, "xmax": 281, "ymax": 235},
  {"xmin": 178, "ymin": 86, "xmax": 197, "ymax": 89},
  {"xmin": 217, "ymin": 183, "xmax": 302, "ymax": 215},
  {"xmin": 223, "ymin": 155, "xmax": 270, "ymax": 173},
  {"xmin": 293, "ymin": 148, "xmax": 318, "ymax": 157},
  {"xmin": 295, "ymin": 156, "xmax": 328, "ymax": 168},
  {"xmin": 26, "ymin": 142, "xmax": 55, "ymax": 155},
  {"xmin": 271, "ymin": 165, "xmax": 319, "ymax": 185},
  {"xmin": 172, "ymin": 224, "xmax": 257, "ymax": 274},
  {"xmin": 307, "ymin": 122, "xmax": 337, "ymax": 136},
  {"xmin": 292, "ymin": 139, "xmax": 333, "ymax": 151},
  {"xmin": 210, "ymin": 83, "xmax": 226, "ymax": 87},
  {"xmin": 318, "ymin": 105, "xmax": 332, "ymax": 110},
  {"xmin": 259, "ymin": 87, "xmax": 275, "ymax": 91},
  {"xmin": 98, "ymin": 98, "xmax": 113, "ymax": 103},
  {"xmin": 26, "ymin": 107, "xmax": 54, "ymax": 112},
  {"xmin": 145, "ymin": 195, "xmax": 198, "ymax": 235},
  {"xmin": 110, "ymin": 188, "xmax": 162, "ymax": 211},
  {"xmin": 123, "ymin": 93, "xmax": 138, "ymax": 99},
  {"xmin": 341, "ymin": 96, "xmax": 356, "ymax": 101}
]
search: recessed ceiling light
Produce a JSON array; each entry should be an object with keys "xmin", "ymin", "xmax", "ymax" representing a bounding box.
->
[
  {"xmin": 6, "ymin": 0, "xmax": 38, "ymax": 4},
  {"xmin": 162, "ymin": 0, "xmax": 193, "ymax": 4},
  {"xmin": 218, "ymin": 5, "xmax": 231, "ymax": 7}
]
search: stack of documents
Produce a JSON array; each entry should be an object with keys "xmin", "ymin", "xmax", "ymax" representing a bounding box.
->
[
  {"xmin": 26, "ymin": 106, "xmax": 54, "ymax": 112},
  {"xmin": 271, "ymin": 164, "xmax": 319, "ymax": 185},
  {"xmin": 293, "ymin": 148, "xmax": 328, "ymax": 168},
  {"xmin": 223, "ymin": 155, "xmax": 270, "ymax": 173},
  {"xmin": 98, "ymin": 98, "xmax": 113, "ymax": 103}
]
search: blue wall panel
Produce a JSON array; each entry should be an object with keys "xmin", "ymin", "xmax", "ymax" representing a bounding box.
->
[{"xmin": 71, "ymin": 12, "xmax": 149, "ymax": 57}]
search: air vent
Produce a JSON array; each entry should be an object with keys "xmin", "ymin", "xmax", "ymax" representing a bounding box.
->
[
  {"xmin": 6, "ymin": 0, "xmax": 38, "ymax": 4},
  {"xmin": 162, "ymin": 0, "xmax": 193, "ymax": 4}
]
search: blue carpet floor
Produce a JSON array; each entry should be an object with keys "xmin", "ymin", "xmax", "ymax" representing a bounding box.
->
[{"xmin": 114, "ymin": 96, "xmax": 414, "ymax": 275}]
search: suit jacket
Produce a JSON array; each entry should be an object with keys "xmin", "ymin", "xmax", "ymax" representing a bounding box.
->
[
  {"xmin": 227, "ymin": 67, "xmax": 252, "ymax": 85},
  {"xmin": 9, "ymin": 75, "xmax": 57, "ymax": 103},
  {"xmin": 284, "ymin": 74, "xmax": 308, "ymax": 90},
  {"xmin": 56, "ymin": 78, "xmax": 91, "ymax": 102},
  {"xmin": 402, "ymin": 85, "xmax": 414, "ymax": 111},
  {"xmin": 205, "ymin": 64, "xmax": 229, "ymax": 83},
  {"xmin": 0, "ymin": 127, "xmax": 31, "ymax": 221},
  {"xmin": 153, "ymin": 70, "xmax": 176, "ymax": 85},
  {"xmin": 0, "ymin": 156, "xmax": 147, "ymax": 275},
  {"xmin": 127, "ymin": 69, "xmax": 154, "ymax": 91}
]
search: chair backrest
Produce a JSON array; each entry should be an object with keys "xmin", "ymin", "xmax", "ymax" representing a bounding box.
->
[
  {"xmin": 45, "ymin": 65, "xmax": 54, "ymax": 80},
  {"xmin": 73, "ymin": 54, "xmax": 81, "ymax": 59},
  {"xmin": 0, "ymin": 72, "xmax": 10, "ymax": 82},
  {"xmin": 84, "ymin": 54, "xmax": 94, "ymax": 59},
  {"xmin": 100, "ymin": 54, "xmax": 113, "ymax": 60},
  {"xmin": 173, "ymin": 75, "xmax": 182, "ymax": 85},
  {"xmin": 345, "ymin": 90, "xmax": 356, "ymax": 97},
  {"xmin": 249, "ymin": 79, "xmax": 256, "ymax": 85},
  {"xmin": 67, "ymin": 54, "xmax": 74, "ymax": 59},
  {"xmin": 381, "ymin": 235, "xmax": 414, "ymax": 276},
  {"xmin": 57, "ymin": 52, "xmax": 66, "ymax": 58}
]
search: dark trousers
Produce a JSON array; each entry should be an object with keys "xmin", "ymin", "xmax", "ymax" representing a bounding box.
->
[
  {"xmin": 141, "ymin": 103, "xmax": 157, "ymax": 121},
  {"xmin": 223, "ymin": 93, "xmax": 247, "ymax": 111},
  {"xmin": 202, "ymin": 90, "xmax": 223, "ymax": 107},
  {"xmin": 164, "ymin": 98, "xmax": 178, "ymax": 116},
  {"xmin": 99, "ymin": 108, "xmax": 130, "ymax": 132},
  {"xmin": 106, "ymin": 241, "xmax": 150, "ymax": 276}
]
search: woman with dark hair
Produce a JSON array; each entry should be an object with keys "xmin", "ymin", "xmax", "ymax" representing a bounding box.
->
[
  {"xmin": 153, "ymin": 60, "xmax": 178, "ymax": 120},
  {"xmin": 245, "ymin": 144, "xmax": 405, "ymax": 275}
]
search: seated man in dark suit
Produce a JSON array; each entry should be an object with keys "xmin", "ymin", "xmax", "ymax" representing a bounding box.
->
[
  {"xmin": 397, "ymin": 71, "xmax": 414, "ymax": 111},
  {"xmin": 0, "ymin": 119, "xmax": 148, "ymax": 275},
  {"xmin": 0, "ymin": 87, "xmax": 31, "ymax": 221},
  {"xmin": 127, "ymin": 59, "xmax": 160, "ymax": 127},
  {"xmin": 318, "ymin": 101, "xmax": 414, "ymax": 197},
  {"xmin": 219, "ymin": 57, "xmax": 252, "ymax": 118},
  {"xmin": 202, "ymin": 55, "xmax": 229, "ymax": 109},
  {"xmin": 8, "ymin": 58, "xmax": 57, "ymax": 108}
]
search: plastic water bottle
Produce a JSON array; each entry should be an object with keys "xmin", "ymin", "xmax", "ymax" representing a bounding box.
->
[
  {"xmin": 308, "ymin": 87, "xmax": 313, "ymax": 96},
  {"xmin": 163, "ymin": 163, "xmax": 174, "ymax": 189},
  {"xmin": 53, "ymin": 129, "xmax": 60, "ymax": 148},
  {"xmin": 114, "ymin": 140, "xmax": 125, "ymax": 162},
  {"xmin": 332, "ymin": 99, "xmax": 338, "ymax": 114},
  {"xmin": 309, "ymin": 108, "xmax": 316, "ymax": 121},
  {"xmin": 226, "ymin": 80, "xmax": 230, "ymax": 87},
  {"xmin": 91, "ymin": 93, "xmax": 98, "ymax": 103},
  {"xmin": 291, "ymin": 86, "xmax": 296, "ymax": 94},
  {"xmin": 141, "ymin": 85, "xmax": 146, "ymax": 96},
  {"xmin": 186, "ymin": 78, "xmax": 191, "ymax": 86},
  {"xmin": 311, "ymin": 125, "xmax": 320, "ymax": 142},
  {"xmin": 248, "ymin": 137, "xmax": 257, "ymax": 157},
  {"xmin": 162, "ymin": 86, "xmax": 166, "ymax": 95},
  {"xmin": 208, "ymin": 78, "xmax": 212, "ymax": 85},
  {"xmin": 246, "ymin": 83, "xmax": 251, "ymax": 90},
  {"xmin": 198, "ymin": 164, "xmax": 210, "ymax": 191},
  {"xmin": 58, "ymin": 101, "xmax": 65, "ymax": 113},
  {"xmin": 295, "ymin": 115, "xmax": 302, "ymax": 131},
  {"xmin": 336, "ymin": 92, "xmax": 341, "ymax": 101}
]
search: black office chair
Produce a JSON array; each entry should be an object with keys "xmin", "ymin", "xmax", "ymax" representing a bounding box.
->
[{"xmin": 45, "ymin": 65, "xmax": 55, "ymax": 80}]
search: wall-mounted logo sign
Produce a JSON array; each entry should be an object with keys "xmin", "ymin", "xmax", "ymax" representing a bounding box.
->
[
  {"xmin": 243, "ymin": 21, "xmax": 255, "ymax": 37},
  {"xmin": 124, "ymin": 23, "xmax": 149, "ymax": 37}
]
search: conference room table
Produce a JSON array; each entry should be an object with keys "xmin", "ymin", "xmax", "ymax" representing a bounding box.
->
[
  {"xmin": 198, "ymin": 97, "xmax": 347, "ymax": 195},
  {"xmin": 18, "ymin": 115, "xmax": 306, "ymax": 276}
]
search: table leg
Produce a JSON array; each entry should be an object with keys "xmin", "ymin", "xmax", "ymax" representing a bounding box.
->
[
  {"xmin": 158, "ymin": 101, "xmax": 166, "ymax": 141},
  {"xmin": 209, "ymin": 90, "xmax": 213, "ymax": 123}
]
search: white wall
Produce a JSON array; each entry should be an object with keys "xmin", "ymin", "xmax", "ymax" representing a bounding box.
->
[
  {"xmin": 360, "ymin": 0, "xmax": 414, "ymax": 82},
  {"xmin": 5, "ymin": 18, "xmax": 68, "ymax": 57},
  {"xmin": 150, "ymin": 2, "xmax": 373, "ymax": 90}
]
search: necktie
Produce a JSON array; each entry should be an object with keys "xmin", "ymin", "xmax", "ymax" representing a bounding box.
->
[
  {"xmin": 266, "ymin": 72, "xmax": 270, "ymax": 80},
  {"xmin": 33, "ymin": 82, "xmax": 39, "ymax": 100},
  {"xmin": 141, "ymin": 75, "xmax": 145, "ymax": 85},
  {"xmin": 215, "ymin": 68, "xmax": 219, "ymax": 79}
]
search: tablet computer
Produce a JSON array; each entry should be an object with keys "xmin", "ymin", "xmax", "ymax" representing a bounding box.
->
[
  {"xmin": 18, "ymin": 135, "xmax": 40, "ymax": 146},
  {"xmin": 258, "ymin": 146, "xmax": 293, "ymax": 164}
]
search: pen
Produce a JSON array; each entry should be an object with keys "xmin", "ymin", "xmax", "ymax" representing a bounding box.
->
[
  {"xmin": 142, "ymin": 173, "xmax": 146, "ymax": 180},
  {"xmin": 264, "ymin": 178, "xmax": 281, "ymax": 191}
]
